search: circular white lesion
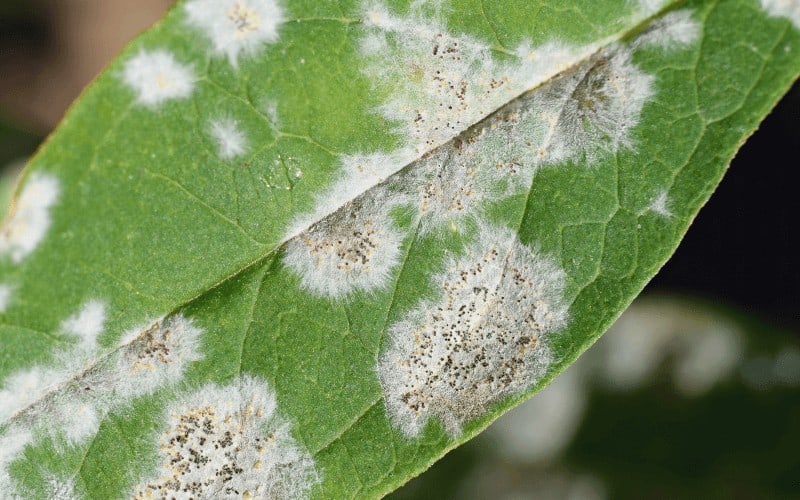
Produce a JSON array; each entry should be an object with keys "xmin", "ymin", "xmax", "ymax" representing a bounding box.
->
[
  {"xmin": 184, "ymin": 0, "xmax": 285, "ymax": 66},
  {"xmin": 378, "ymin": 225, "xmax": 569, "ymax": 436},
  {"xmin": 132, "ymin": 375, "xmax": 318, "ymax": 499},
  {"xmin": 0, "ymin": 172, "xmax": 59, "ymax": 264},
  {"xmin": 283, "ymin": 194, "xmax": 405, "ymax": 299},
  {"xmin": 121, "ymin": 50, "xmax": 195, "ymax": 108}
]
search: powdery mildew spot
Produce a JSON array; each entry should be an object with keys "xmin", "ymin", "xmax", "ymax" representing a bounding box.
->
[
  {"xmin": 283, "ymin": 195, "xmax": 404, "ymax": 298},
  {"xmin": 394, "ymin": 106, "xmax": 535, "ymax": 234},
  {"xmin": 360, "ymin": 3, "xmax": 596, "ymax": 157},
  {"xmin": 633, "ymin": 9, "xmax": 701, "ymax": 50},
  {"xmin": 209, "ymin": 117, "xmax": 249, "ymax": 159},
  {"xmin": 184, "ymin": 0, "xmax": 285, "ymax": 66},
  {"xmin": 289, "ymin": 4, "xmax": 661, "ymax": 244},
  {"xmin": 112, "ymin": 314, "xmax": 204, "ymax": 399},
  {"xmin": 522, "ymin": 46, "xmax": 654, "ymax": 165},
  {"xmin": 0, "ymin": 366, "xmax": 63, "ymax": 422},
  {"xmin": 0, "ymin": 299, "xmax": 105, "ymax": 424},
  {"xmin": 285, "ymin": 150, "xmax": 415, "ymax": 239},
  {"xmin": 0, "ymin": 313, "xmax": 204, "ymax": 496},
  {"xmin": 0, "ymin": 427, "xmax": 33, "ymax": 498},
  {"xmin": 133, "ymin": 375, "xmax": 319, "ymax": 499},
  {"xmin": 0, "ymin": 172, "xmax": 59, "ymax": 264},
  {"xmin": 122, "ymin": 50, "xmax": 195, "ymax": 108},
  {"xmin": 60, "ymin": 299, "xmax": 107, "ymax": 352},
  {"xmin": 759, "ymin": 0, "xmax": 800, "ymax": 29},
  {"xmin": 263, "ymin": 100, "xmax": 280, "ymax": 129},
  {"xmin": 378, "ymin": 225, "xmax": 568, "ymax": 436},
  {"xmin": 647, "ymin": 189, "xmax": 672, "ymax": 217},
  {"xmin": 41, "ymin": 474, "xmax": 78, "ymax": 500},
  {"xmin": 635, "ymin": 0, "xmax": 669, "ymax": 16},
  {"xmin": 384, "ymin": 43, "xmax": 655, "ymax": 234},
  {"xmin": 0, "ymin": 283, "xmax": 12, "ymax": 312}
]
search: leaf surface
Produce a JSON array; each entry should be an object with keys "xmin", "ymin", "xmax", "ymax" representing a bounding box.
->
[{"xmin": 1, "ymin": 0, "xmax": 799, "ymax": 498}]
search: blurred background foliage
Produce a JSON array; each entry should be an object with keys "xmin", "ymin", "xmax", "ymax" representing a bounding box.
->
[{"xmin": 0, "ymin": 2, "xmax": 797, "ymax": 498}]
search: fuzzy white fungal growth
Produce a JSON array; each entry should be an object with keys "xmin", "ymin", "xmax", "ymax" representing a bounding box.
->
[
  {"xmin": 122, "ymin": 50, "xmax": 195, "ymax": 108},
  {"xmin": 284, "ymin": 195, "xmax": 404, "ymax": 298},
  {"xmin": 0, "ymin": 426, "xmax": 33, "ymax": 497},
  {"xmin": 209, "ymin": 118, "xmax": 249, "ymax": 159},
  {"xmin": 263, "ymin": 100, "xmax": 280, "ymax": 128},
  {"xmin": 635, "ymin": 0, "xmax": 669, "ymax": 16},
  {"xmin": 113, "ymin": 314, "xmax": 203, "ymax": 399},
  {"xmin": 0, "ymin": 312, "xmax": 205, "ymax": 496},
  {"xmin": 634, "ymin": 9, "xmax": 701, "ymax": 50},
  {"xmin": 395, "ymin": 112, "xmax": 533, "ymax": 234},
  {"xmin": 0, "ymin": 283, "xmax": 12, "ymax": 312},
  {"xmin": 0, "ymin": 366, "xmax": 62, "ymax": 422},
  {"xmin": 384, "ymin": 44, "xmax": 655, "ymax": 234},
  {"xmin": 285, "ymin": 149, "xmax": 415, "ymax": 240},
  {"xmin": 0, "ymin": 300, "xmax": 107, "ymax": 426},
  {"xmin": 0, "ymin": 173, "xmax": 59, "ymax": 264},
  {"xmin": 360, "ymin": 3, "xmax": 598, "ymax": 157},
  {"xmin": 184, "ymin": 0, "xmax": 285, "ymax": 66},
  {"xmin": 133, "ymin": 375, "xmax": 319, "ymax": 499},
  {"xmin": 647, "ymin": 190, "xmax": 672, "ymax": 217},
  {"xmin": 378, "ymin": 225, "xmax": 568, "ymax": 436},
  {"xmin": 42, "ymin": 474, "xmax": 78, "ymax": 500},
  {"xmin": 759, "ymin": 0, "xmax": 800, "ymax": 29},
  {"xmin": 61, "ymin": 299, "xmax": 107, "ymax": 351},
  {"xmin": 291, "ymin": 4, "xmax": 661, "ymax": 244},
  {"xmin": 524, "ymin": 46, "xmax": 654, "ymax": 165}
]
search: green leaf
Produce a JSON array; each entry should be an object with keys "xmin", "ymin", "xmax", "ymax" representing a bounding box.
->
[{"xmin": 1, "ymin": 0, "xmax": 798, "ymax": 498}]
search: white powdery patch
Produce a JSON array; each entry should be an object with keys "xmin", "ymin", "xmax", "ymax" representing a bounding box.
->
[
  {"xmin": 0, "ymin": 366, "xmax": 64, "ymax": 423},
  {"xmin": 361, "ymin": 3, "xmax": 599, "ymax": 157},
  {"xmin": 394, "ymin": 111, "xmax": 535, "ymax": 234},
  {"xmin": 263, "ymin": 100, "xmax": 280, "ymax": 129},
  {"xmin": 209, "ymin": 117, "xmax": 249, "ymax": 159},
  {"xmin": 111, "ymin": 314, "xmax": 203, "ymax": 399},
  {"xmin": 635, "ymin": 0, "xmax": 669, "ymax": 16},
  {"xmin": 60, "ymin": 299, "xmax": 107, "ymax": 352},
  {"xmin": 759, "ymin": 0, "xmax": 800, "ymax": 29},
  {"xmin": 0, "ymin": 312, "xmax": 204, "ymax": 495},
  {"xmin": 133, "ymin": 375, "xmax": 319, "ymax": 499},
  {"xmin": 122, "ymin": 50, "xmax": 195, "ymax": 108},
  {"xmin": 523, "ymin": 45, "xmax": 654, "ymax": 165},
  {"xmin": 647, "ymin": 189, "xmax": 671, "ymax": 217},
  {"xmin": 0, "ymin": 283, "xmax": 12, "ymax": 312},
  {"xmin": 634, "ymin": 9, "xmax": 701, "ymax": 50},
  {"xmin": 184, "ymin": 0, "xmax": 285, "ymax": 66},
  {"xmin": 0, "ymin": 426, "xmax": 33, "ymax": 498},
  {"xmin": 378, "ymin": 225, "xmax": 568, "ymax": 436},
  {"xmin": 290, "ymin": 5, "xmax": 660, "ymax": 244},
  {"xmin": 4, "ymin": 314, "xmax": 202, "ymax": 447},
  {"xmin": 0, "ymin": 299, "xmax": 106, "ymax": 424},
  {"xmin": 0, "ymin": 173, "xmax": 59, "ymax": 264},
  {"xmin": 285, "ymin": 149, "xmax": 415, "ymax": 240},
  {"xmin": 283, "ymin": 194, "xmax": 405, "ymax": 298},
  {"xmin": 387, "ymin": 44, "xmax": 655, "ymax": 234},
  {"xmin": 42, "ymin": 473, "xmax": 78, "ymax": 500}
]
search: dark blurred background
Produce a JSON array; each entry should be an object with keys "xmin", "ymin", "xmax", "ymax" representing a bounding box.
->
[{"xmin": 1, "ymin": 2, "xmax": 798, "ymax": 499}]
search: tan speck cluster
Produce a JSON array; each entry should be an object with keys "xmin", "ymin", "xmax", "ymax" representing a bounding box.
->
[
  {"xmin": 133, "ymin": 376, "xmax": 318, "ymax": 499},
  {"xmin": 283, "ymin": 196, "xmax": 404, "ymax": 298},
  {"xmin": 227, "ymin": 3, "xmax": 261, "ymax": 38},
  {"xmin": 378, "ymin": 226, "xmax": 568, "ymax": 436}
]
